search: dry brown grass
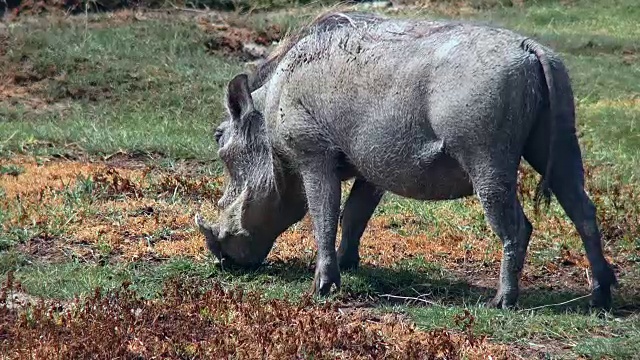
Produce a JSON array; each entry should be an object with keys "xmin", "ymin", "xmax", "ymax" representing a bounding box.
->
[
  {"xmin": 0, "ymin": 156, "xmax": 223, "ymax": 262},
  {"xmin": 0, "ymin": 273, "xmax": 512, "ymax": 359}
]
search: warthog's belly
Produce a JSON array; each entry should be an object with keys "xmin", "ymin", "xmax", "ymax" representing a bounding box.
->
[{"xmin": 346, "ymin": 140, "xmax": 474, "ymax": 201}]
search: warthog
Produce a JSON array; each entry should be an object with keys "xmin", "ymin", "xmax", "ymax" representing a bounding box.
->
[{"xmin": 196, "ymin": 11, "xmax": 617, "ymax": 309}]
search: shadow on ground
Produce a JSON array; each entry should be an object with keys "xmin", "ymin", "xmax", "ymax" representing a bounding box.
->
[{"xmin": 221, "ymin": 257, "xmax": 640, "ymax": 317}]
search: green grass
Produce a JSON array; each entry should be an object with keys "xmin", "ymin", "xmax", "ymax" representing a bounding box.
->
[
  {"xmin": 16, "ymin": 261, "xmax": 130, "ymax": 299},
  {"xmin": 0, "ymin": 165, "xmax": 24, "ymax": 176},
  {"xmin": 0, "ymin": 19, "xmax": 242, "ymax": 159},
  {"xmin": 407, "ymin": 305, "xmax": 640, "ymax": 356},
  {"xmin": 574, "ymin": 333, "xmax": 640, "ymax": 360},
  {"xmin": 1, "ymin": 0, "xmax": 640, "ymax": 358}
]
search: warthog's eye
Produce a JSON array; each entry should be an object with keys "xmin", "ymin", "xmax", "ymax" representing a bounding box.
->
[
  {"xmin": 214, "ymin": 127, "xmax": 224, "ymax": 145},
  {"xmin": 214, "ymin": 120, "xmax": 231, "ymax": 147}
]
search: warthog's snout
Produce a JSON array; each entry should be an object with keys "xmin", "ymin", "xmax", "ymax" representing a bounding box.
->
[{"xmin": 194, "ymin": 213, "xmax": 270, "ymax": 269}]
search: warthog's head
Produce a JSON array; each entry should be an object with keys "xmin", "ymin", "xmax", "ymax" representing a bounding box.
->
[{"xmin": 196, "ymin": 73, "xmax": 307, "ymax": 268}]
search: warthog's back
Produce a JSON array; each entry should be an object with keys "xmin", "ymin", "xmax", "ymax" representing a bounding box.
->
[{"xmin": 264, "ymin": 17, "xmax": 549, "ymax": 200}]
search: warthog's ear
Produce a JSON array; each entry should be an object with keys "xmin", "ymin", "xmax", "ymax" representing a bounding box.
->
[{"xmin": 226, "ymin": 73, "xmax": 255, "ymax": 121}]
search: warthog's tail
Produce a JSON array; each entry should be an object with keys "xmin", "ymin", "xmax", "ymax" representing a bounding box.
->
[{"xmin": 522, "ymin": 38, "xmax": 555, "ymax": 215}]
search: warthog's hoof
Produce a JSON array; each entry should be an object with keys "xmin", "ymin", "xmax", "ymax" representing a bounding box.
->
[
  {"xmin": 311, "ymin": 261, "xmax": 341, "ymax": 296},
  {"xmin": 486, "ymin": 290, "xmax": 519, "ymax": 310},
  {"xmin": 589, "ymin": 265, "xmax": 618, "ymax": 311},
  {"xmin": 338, "ymin": 253, "xmax": 360, "ymax": 271},
  {"xmin": 589, "ymin": 289, "xmax": 612, "ymax": 311},
  {"xmin": 589, "ymin": 282, "xmax": 617, "ymax": 311}
]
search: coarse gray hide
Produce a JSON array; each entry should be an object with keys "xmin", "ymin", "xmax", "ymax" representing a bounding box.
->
[{"xmin": 196, "ymin": 11, "xmax": 617, "ymax": 310}]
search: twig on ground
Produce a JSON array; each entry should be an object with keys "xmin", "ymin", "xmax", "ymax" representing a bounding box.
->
[
  {"xmin": 379, "ymin": 294, "xmax": 441, "ymax": 306},
  {"xmin": 62, "ymin": 211, "xmax": 78, "ymax": 227},
  {"xmin": 0, "ymin": 131, "xmax": 17, "ymax": 145},
  {"xmin": 518, "ymin": 289, "xmax": 596, "ymax": 312},
  {"xmin": 170, "ymin": 3, "xmax": 211, "ymax": 15},
  {"xmin": 102, "ymin": 150, "xmax": 129, "ymax": 161}
]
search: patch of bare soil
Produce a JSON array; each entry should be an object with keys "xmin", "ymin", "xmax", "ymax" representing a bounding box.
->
[
  {"xmin": 1, "ymin": 15, "xmax": 186, "ymax": 115},
  {"xmin": 0, "ymin": 52, "xmax": 119, "ymax": 115},
  {"xmin": 197, "ymin": 14, "xmax": 283, "ymax": 60},
  {"xmin": 15, "ymin": 232, "xmax": 69, "ymax": 263},
  {"xmin": 0, "ymin": 53, "xmax": 70, "ymax": 114},
  {"xmin": 0, "ymin": 7, "xmax": 283, "ymax": 115},
  {"xmin": 0, "ymin": 274, "xmax": 513, "ymax": 359}
]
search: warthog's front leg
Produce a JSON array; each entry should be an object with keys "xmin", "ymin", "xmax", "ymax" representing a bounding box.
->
[
  {"xmin": 300, "ymin": 158, "xmax": 342, "ymax": 296},
  {"xmin": 338, "ymin": 179, "xmax": 384, "ymax": 270}
]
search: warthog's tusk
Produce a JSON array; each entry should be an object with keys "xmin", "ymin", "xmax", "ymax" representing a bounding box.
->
[
  {"xmin": 194, "ymin": 213, "xmax": 207, "ymax": 229},
  {"xmin": 195, "ymin": 213, "xmax": 219, "ymax": 239}
]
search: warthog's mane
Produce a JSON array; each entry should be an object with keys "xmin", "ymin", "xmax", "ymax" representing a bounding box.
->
[
  {"xmin": 227, "ymin": 10, "xmax": 389, "ymax": 204},
  {"xmin": 248, "ymin": 10, "xmax": 388, "ymax": 91}
]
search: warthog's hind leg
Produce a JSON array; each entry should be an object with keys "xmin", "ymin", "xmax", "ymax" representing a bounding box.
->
[
  {"xmin": 553, "ymin": 182, "xmax": 618, "ymax": 310},
  {"xmin": 338, "ymin": 179, "xmax": 384, "ymax": 270},
  {"xmin": 473, "ymin": 171, "xmax": 532, "ymax": 309},
  {"xmin": 525, "ymin": 126, "xmax": 618, "ymax": 310},
  {"xmin": 554, "ymin": 186, "xmax": 617, "ymax": 310}
]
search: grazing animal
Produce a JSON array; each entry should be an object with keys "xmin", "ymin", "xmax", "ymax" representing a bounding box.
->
[{"xmin": 196, "ymin": 11, "xmax": 617, "ymax": 309}]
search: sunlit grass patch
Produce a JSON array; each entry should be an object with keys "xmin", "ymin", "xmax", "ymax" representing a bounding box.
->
[
  {"xmin": 406, "ymin": 304, "xmax": 640, "ymax": 358},
  {"xmin": 574, "ymin": 331, "xmax": 640, "ymax": 360},
  {"xmin": 13, "ymin": 262, "xmax": 129, "ymax": 299},
  {"xmin": 577, "ymin": 97, "xmax": 640, "ymax": 182},
  {"xmin": 0, "ymin": 17, "xmax": 242, "ymax": 159}
]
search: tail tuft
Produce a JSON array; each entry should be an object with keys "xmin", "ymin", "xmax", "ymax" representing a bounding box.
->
[{"xmin": 533, "ymin": 179, "xmax": 552, "ymax": 215}]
